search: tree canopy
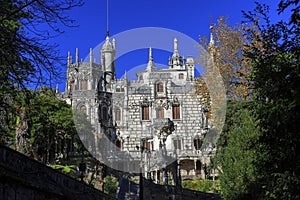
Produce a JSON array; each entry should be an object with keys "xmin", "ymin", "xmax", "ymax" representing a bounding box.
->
[
  {"xmin": 215, "ymin": 1, "xmax": 300, "ymax": 199},
  {"xmin": 0, "ymin": 0, "xmax": 82, "ymax": 143}
]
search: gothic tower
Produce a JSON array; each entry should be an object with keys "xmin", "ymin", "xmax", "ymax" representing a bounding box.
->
[{"xmin": 100, "ymin": 32, "xmax": 116, "ymax": 92}]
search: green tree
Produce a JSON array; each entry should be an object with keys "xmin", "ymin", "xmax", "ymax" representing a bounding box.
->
[
  {"xmin": 214, "ymin": 101, "xmax": 260, "ymax": 199},
  {"xmin": 12, "ymin": 88, "xmax": 81, "ymax": 163},
  {"xmin": 0, "ymin": 0, "xmax": 82, "ymax": 144},
  {"xmin": 104, "ymin": 176, "xmax": 119, "ymax": 197},
  {"xmin": 243, "ymin": 1, "xmax": 300, "ymax": 199}
]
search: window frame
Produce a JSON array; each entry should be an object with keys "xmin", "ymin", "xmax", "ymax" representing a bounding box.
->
[
  {"xmin": 156, "ymin": 107, "xmax": 164, "ymax": 119},
  {"xmin": 156, "ymin": 82, "xmax": 164, "ymax": 93},
  {"xmin": 172, "ymin": 104, "xmax": 180, "ymax": 120},
  {"xmin": 179, "ymin": 73, "xmax": 184, "ymax": 79},
  {"xmin": 141, "ymin": 106, "xmax": 150, "ymax": 121},
  {"xmin": 173, "ymin": 139, "xmax": 182, "ymax": 150}
]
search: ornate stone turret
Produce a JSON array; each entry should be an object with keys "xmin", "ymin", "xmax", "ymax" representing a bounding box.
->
[
  {"xmin": 168, "ymin": 38, "xmax": 184, "ymax": 69},
  {"xmin": 101, "ymin": 33, "xmax": 116, "ymax": 85},
  {"xmin": 186, "ymin": 56, "xmax": 195, "ymax": 81}
]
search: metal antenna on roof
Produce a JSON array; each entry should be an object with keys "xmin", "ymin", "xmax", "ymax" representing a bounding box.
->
[{"xmin": 106, "ymin": 0, "xmax": 109, "ymax": 37}]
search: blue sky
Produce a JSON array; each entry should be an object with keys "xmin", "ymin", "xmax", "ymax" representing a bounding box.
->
[{"xmin": 53, "ymin": 0, "xmax": 286, "ymax": 90}]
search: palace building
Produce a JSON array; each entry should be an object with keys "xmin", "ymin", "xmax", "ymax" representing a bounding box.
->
[{"xmin": 58, "ymin": 31, "xmax": 216, "ymax": 184}]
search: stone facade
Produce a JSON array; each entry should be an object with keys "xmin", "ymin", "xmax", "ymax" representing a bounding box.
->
[{"xmin": 58, "ymin": 33, "xmax": 216, "ymax": 183}]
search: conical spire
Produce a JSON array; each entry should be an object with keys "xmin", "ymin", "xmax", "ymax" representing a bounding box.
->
[
  {"xmin": 209, "ymin": 24, "xmax": 215, "ymax": 47},
  {"xmin": 124, "ymin": 70, "xmax": 127, "ymax": 80},
  {"xmin": 147, "ymin": 47, "xmax": 156, "ymax": 71}
]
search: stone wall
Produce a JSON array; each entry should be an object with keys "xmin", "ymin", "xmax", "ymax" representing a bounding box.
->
[
  {"xmin": 0, "ymin": 145, "xmax": 115, "ymax": 200},
  {"xmin": 143, "ymin": 179, "xmax": 221, "ymax": 200}
]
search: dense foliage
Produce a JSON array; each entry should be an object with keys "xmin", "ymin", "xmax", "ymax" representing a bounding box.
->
[
  {"xmin": 0, "ymin": 0, "xmax": 82, "ymax": 144},
  {"xmin": 243, "ymin": 1, "xmax": 300, "ymax": 199},
  {"xmin": 182, "ymin": 179, "xmax": 220, "ymax": 193},
  {"xmin": 216, "ymin": 101, "xmax": 260, "ymax": 199},
  {"xmin": 215, "ymin": 1, "xmax": 300, "ymax": 199}
]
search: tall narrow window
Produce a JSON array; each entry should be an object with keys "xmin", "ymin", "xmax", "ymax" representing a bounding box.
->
[
  {"xmin": 143, "ymin": 141, "xmax": 153, "ymax": 151},
  {"xmin": 173, "ymin": 139, "xmax": 182, "ymax": 150},
  {"xmin": 81, "ymin": 80, "xmax": 88, "ymax": 90},
  {"xmin": 172, "ymin": 105, "xmax": 180, "ymax": 119},
  {"xmin": 115, "ymin": 109, "xmax": 121, "ymax": 121},
  {"xmin": 156, "ymin": 82, "xmax": 164, "ymax": 93},
  {"xmin": 194, "ymin": 136, "xmax": 202, "ymax": 150},
  {"xmin": 196, "ymin": 160, "xmax": 202, "ymax": 175},
  {"xmin": 70, "ymin": 80, "xmax": 75, "ymax": 91},
  {"xmin": 156, "ymin": 107, "xmax": 164, "ymax": 118},
  {"xmin": 142, "ymin": 106, "xmax": 149, "ymax": 120},
  {"xmin": 116, "ymin": 139, "xmax": 122, "ymax": 150}
]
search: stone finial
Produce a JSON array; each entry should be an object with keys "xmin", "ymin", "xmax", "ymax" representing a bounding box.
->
[
  {"xmin": 124, "ymin": 70, "xmax": 127, "ymax": 80},
  {"xmin": 173, "ymin": 38, "xmax": 179, "ymax": 57},
  {"xmin": 112, "ymin": 38, "xmax": 116, "ymax": 49},
  {"xmin": 67, "ymin": 51, "xmax": 71, "ymax": 66},
  {"xmin": 90, "ymin": 48, "xmax": 93, "ymax": 63},
  {"xmin": 75, "ymin": 48, "xmax": 79, "ymax": 64},
  {"xmin": 149, "ymin": 47, "xmax": 153, "ymax": 61}
]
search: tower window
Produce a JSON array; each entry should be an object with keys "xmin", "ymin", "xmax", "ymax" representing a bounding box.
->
[
  {"xmin": 115, "ymin": 108, "xmax": 121, "ymax": 121},
  {"xmin": 172, "ymin": 105, "xmax": 180, "ymax": 120},
  {"xmin": 81, "ymin": 80, "xmax": 88, "ymax": 90},
  {"xmin": 143, "ymin": 140, "xmax": 153, "ymax": 151},
  {"xmin": 156, "ymin": 82, "xmax": 164, "ymax": 93},
  {"xmin": 80, "ymin": 105, "xmax": 87, "ymax": 114},
  {"xmin": 179, "ymin": 73, "xmax": 184, "ymax": 79},
  {"xmin": 156, "ymin": 107, "xmax": 164, "ymax": 119},
  {"xmin": 173, "ymin": 139, "xmax": 182, "ymax": 150},
  {"xmin": 70, "ymin": 80, "xmax": 75, "ymax": 91},
  {"xmin": 142, "ymin": 106, "xmax": 150, "ymax": 120}
]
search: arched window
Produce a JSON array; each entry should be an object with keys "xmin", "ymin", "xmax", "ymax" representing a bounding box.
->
[
  {"xmin": 156, "ymin": 107, "xmax": 164, "ymax": 118},
  {"xmin": 142, "ymin": 106, "xmax": 149, "ymax": 120},
  {"xmin": 194, "ymin": 136, "xmax": 202, "ymax": 150},
  {"xmin": 156, "ymin": 82, "xmax": 164, "ymax": 93},
  {"xmin": 172, "ymin": 104, "xmax": 180, "ymax": 119},
  {"xmin": 116, "ymin": 138, "xmax": 122, "ymax": 150},
  {"xmin": 81, "ymin": 80, "xmax": 88, "ymax": 90},
  {"xmin": 115, "ymin": 108, "xmax": 121, "ymax": 121},
  {"xmin": 80, "ymin": 105, "xmax": 86, "ymax": 114},
  {"xmin": 70, "ymin": 80, "xmax": 75, "ymax": 91}
]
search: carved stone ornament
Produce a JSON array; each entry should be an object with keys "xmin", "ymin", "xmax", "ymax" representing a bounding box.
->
[
  {"xmin": 154, "ymin": 99, "xmax": 169, "ymax": 110},
  {"xmin": 172, "ymin": 96, "xmax": 180, "ymax": 106},
  {"xmin": 140, "ymin": 97, "xmax": 152, "ymax": 107},
  {"xmin": 129, "ymin": 101, "xmax": 140, "ymax": 112}
]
